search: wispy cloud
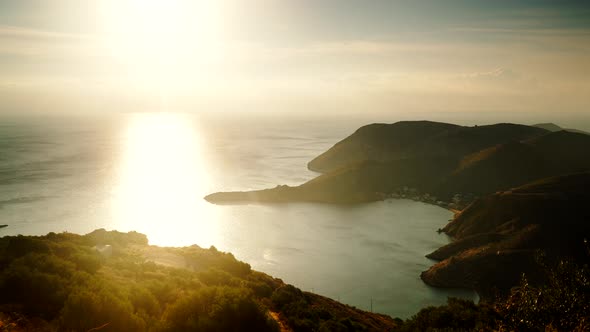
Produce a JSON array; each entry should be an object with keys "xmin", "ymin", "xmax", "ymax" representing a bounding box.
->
[
  {"xmin": 0, "ymin": 25, "xmax": 98, "ymax": 57},
  {"xmin": 0, "ymin": 1, "xmax": 588, "ymax": 116},
  {"xmin": 0, "ymin": 25, "xmax": 88, "ymax": 40},
  {"xmin": 461, "ymin": 68, "xmax": 518, "ymax": 81}
]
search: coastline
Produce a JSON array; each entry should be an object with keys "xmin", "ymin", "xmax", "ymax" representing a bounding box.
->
[{"xmin": 205, "ymin": 188, "xmax": 483, "ymax": 302}]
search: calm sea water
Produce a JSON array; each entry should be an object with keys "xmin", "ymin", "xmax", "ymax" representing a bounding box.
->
[{"xmin": 0, "ymin": 112, "xmax": 477, "ymax": 318}]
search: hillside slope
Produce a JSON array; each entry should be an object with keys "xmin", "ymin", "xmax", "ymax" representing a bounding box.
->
[
  {"xmin": 0, "ymin": 230, "xmax": 396, "ymax": 332},
  {"xmin": 533, "ymin": 122, "xmax": 590, "ymax": 135},
  {"xmin": 308, "ymin": 121, "xmax": 546, "ymax": 173},
  {"xmin": 421, "ymin": 173, "xmax": 590, "ymax": 299},
  {"xmin": 206, "ymin": 156, "xmax": 458, "ymax": 204},
  {"xmin": 206, "ymin": 122, "xmax": 590, "ymax": 205},
  {"xmin": 435, "ymin": 130, "xmax": 590, "ymax": 198}
]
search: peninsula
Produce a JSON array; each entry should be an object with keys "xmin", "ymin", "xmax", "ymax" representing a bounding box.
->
[
  {"xmin": 205, "ymin": 120, "xmax": 590, "ymax": 303},
  {"xmin": 206, "ymin": 121, "xmax": 590, "ymax": 208}
]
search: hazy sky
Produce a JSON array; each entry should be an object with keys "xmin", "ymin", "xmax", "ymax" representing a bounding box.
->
[{"xmin": 1, "ymin": 0, "xmax": 589, "ymax": 118}]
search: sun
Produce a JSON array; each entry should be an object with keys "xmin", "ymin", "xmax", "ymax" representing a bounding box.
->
[{"xmin": 100, "ymin": 0, "xmax": 225, "ymax": 96}]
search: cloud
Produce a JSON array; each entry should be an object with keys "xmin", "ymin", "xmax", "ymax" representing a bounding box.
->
[
  {"xmin": 0, "ymin": 25, "xmax": 97, "ymax": 58},
  {"xmin": 0, "ymin": 25, "xmax": 87, "ymax": 40},
  {"xmin": 0, "ymin": 14, "xmax": 587, "ymax": 117},
  {"xmin": 461, "ymin": 68, "xmax": 519, "ymax": 81}
]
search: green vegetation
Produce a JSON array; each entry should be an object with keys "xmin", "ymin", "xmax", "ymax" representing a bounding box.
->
[
  {"xmin": 269, "ymin": 284, "xmax": 387, "ymax": 332},
  {"xmin": 499, "ymin": 261, "xmax": 590, "ymax": 331},
  {"xmin": 0, "ymin": 230, "xmax": 275, "ymax": 332},
  {"xmin": 0, "ymin": 229, "xmax": 395, "ymax": 331},
  {"xmin": 4, "ymin": 172, "xmax": 590, "ymax": 331},
  {"xmin": 399, "ymin": 259, "xmax": 590, "ymax": 331},
  {"xmin": 2, "ymin": 226, "xmax": 584, "ymax": 332},
  {"xmin": 398, "ymin": 298, "xmax": 499, "ymax": 332}
]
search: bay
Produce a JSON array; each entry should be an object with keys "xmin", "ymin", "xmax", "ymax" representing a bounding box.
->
[{"xmin": 0, "ymin": 112, "xmax": 477, "ymax": 318}]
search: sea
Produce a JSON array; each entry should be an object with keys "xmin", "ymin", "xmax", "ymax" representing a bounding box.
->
[{"xmin": 0, "ymin": 111, "xmax": 488, "ymax": 318}]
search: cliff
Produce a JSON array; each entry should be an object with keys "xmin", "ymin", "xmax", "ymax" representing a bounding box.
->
[{"xmin": 421, "ymin": 173, "xmax": 590, "ymax": 299}]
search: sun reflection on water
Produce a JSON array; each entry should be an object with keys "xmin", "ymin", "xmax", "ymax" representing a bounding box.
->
[{"xmin": 112, "ymin": 113, "xmax": 220, "ymax": 247}]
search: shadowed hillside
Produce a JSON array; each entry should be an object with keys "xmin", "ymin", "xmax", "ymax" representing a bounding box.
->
[
  {"xmin": 421, "ymin": 173, "xmax": 590, "ymax": 299},
  {"xmin": 526, "ymin": 130, "xmax": 590, "ymax": 170},
  {"xmin": 533, "ymin": 122, "xmax": 590, "ymax": 135},
  {"xmin": 206, "ymin": 121, "xmax": 590, "ymax": 205},
  {"xmin": 435, "ymin": 130, "xmax": 590, "ymax": 198},
  {"xmin": 206, "ymin": 157, "xmax": 458, "ymax": 204},
  {"xmin": 308, "ymin": 121, "xmax": 546, "ymax": 173}
]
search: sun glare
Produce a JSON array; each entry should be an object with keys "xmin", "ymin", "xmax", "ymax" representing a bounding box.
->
[
  {"xmin": 100, "ymin": 0, "xmax": 225, "ymax": 95},
  {"xmin": 112, "ymin": 113, "xmax": 220, "ymax": 246}
]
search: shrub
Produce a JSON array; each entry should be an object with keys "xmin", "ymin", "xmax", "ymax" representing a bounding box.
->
[
  {"xmin": 70, "ymin": 251, "xmax": 103, "ymax": 274},
  {"xmin": 163, "ymin": 287, "xmax": 279, "ymax": 332},
  {"xmin": 398, "ymin": 298, "xmax": 499, "ymax": 332},
  {"xmin": 499, "ymin": 261, "xmax": 590, "ymax": 331},
  {"xmin": 271, "ymin": 284, "xmax": 305, "ymax": 310},
  {"xmin": 0, "ymin": 254, "xmax": 76, "ymax": 318},
  {"xmin": 59, "ymin": 288, "xmax": 146, "ymax": 332}
]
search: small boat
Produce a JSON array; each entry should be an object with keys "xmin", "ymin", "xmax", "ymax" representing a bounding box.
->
[{"xmin": 0, "ymin": 225, "xmax": 7, "ymax": 229}]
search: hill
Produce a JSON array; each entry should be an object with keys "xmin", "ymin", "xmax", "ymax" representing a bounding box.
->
[
  {"xmin": 526, "ymin": 130, "xmax": 590, "ymax": 170},
  {"xmin": 308, "ymin": 121, "xmax": 546, "ymax": 173},
  {"xmin": 533, "ymin": 122, "xmax": 590, "ymax": 135},
  {"xmin": 206, "ymin": 121, "xmax": 590, "ymax": 206},
  {"xmin": 421, "ymin": 173, "xmax": 590, "ymax": 299},
  {"xmin": 435, "ymin": 130, "xmax": 590, "ymax": 199},
  {"xmin": 206, "ymin": 156, "xmax": 458, "ymax": 204},
  {"xmin": 0, "ymin": 230, "xmax": 396, "ymax": 332}
]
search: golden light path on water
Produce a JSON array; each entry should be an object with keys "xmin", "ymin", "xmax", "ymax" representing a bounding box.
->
[{"xmin": 111, "ymin": 113, "xmax": 222, "ymax": 247}]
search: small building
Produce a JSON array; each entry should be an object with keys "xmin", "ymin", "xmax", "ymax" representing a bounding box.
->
[{"xmin": 93, "ymin": 244, "xmax": 113, "ymax": 258}]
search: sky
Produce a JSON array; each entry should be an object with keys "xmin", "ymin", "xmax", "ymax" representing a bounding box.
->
[{"xmin": 0, "ymin": 0, "xmax": 589, "ymax": 119}]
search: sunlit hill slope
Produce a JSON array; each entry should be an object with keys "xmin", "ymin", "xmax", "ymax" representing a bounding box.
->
[{"xmin": 0, "ymin": 230, "xmax": 395, "ymax": 331}]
